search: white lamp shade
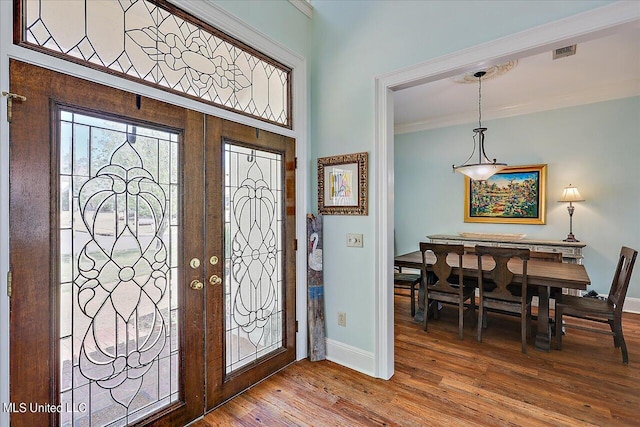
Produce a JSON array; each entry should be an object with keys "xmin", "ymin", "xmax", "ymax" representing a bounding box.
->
[
  {"xmin": 455, "ymin": 163, "xmax": 508, "ymax": 181},
  {"xmin": 559, "ymin": 186, "xmax": 584, "ymax": 202}
]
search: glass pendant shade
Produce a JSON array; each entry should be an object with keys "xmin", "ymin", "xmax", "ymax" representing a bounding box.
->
[
  {"xmin": 455, "ymin": 162, "xmax": 508, "ymax": 181},
  {"xmin": 453, "ymin": 71, "xmax": 506, "ymax": 181}
]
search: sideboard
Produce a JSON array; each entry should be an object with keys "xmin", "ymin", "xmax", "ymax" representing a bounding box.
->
[
  {"xmin": 427, "ymin": 234, "xmax": 586, "ymax": 265},
  {"xmin": 428, "ymin": 234, "xmax": 587, "ymax": 296}
]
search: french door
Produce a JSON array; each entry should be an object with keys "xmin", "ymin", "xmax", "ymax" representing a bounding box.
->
[{"xmin": 8, "ymin": 60, "xmax": 296, "ymax": 426}]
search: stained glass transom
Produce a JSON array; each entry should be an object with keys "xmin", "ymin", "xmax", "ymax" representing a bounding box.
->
[
  {"xmin": 59, "ymin": 110, "xmax": 180, "ymax": 426},
  {"xmin": 22, "ymin": 0, "xmax": 291, "ymax": 128},
  {"xmin": 224, "ymin": 143, "xmax": 284, "ymax": 374}
]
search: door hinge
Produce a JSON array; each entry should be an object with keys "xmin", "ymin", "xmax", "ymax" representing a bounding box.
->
[
  {"xmin": 2, "ymin": 91, "xmax": 27, "ymax": 123},
  {"xmin": 7, "ymin": 270, "xmax": 12, "ymax": 298},
  {"xmin": 295, "ymin": 320, "xmax": 299, "ymax": 332},
  {"xmin": 294, "ymin": 239, "xmax": 297, "ymax": 251},
  {"xmin": 295, "ymin": 157, "xmax": 298, "ymax": 169}
]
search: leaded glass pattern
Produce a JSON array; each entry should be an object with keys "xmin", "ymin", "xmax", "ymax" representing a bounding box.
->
[
  {"xmin": 59, "ymin": 110, "xmax": 180, "ymax": 426},
  {"xmin": 22, "ymin": 0, "xmax": 291, "ymax": 128},
  {"xmin": 224, "ymin": 143, "xmax": 284, "ymax": 374}
]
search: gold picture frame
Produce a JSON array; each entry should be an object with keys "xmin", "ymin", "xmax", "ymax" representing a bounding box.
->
[
  {"xmin": 464, "ymin": 164, "xmax": 547, "ymax": 224},
  {"xmin": 318, "ymin": 152, "xmax": 368, "ymax": 215}
]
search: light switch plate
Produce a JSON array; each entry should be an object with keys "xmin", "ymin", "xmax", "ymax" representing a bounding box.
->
[
  {"xmin": 338, "ymin": 312, "xmax": 346, "ymax": 327},
  {"xmin": 346, "ymin": 233, "xmax": 363, "ymax": 248}
]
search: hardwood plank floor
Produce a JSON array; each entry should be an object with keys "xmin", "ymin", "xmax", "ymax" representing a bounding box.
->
[{"xmin": 194, "ymin": 296, "xmax": 640, "ymax": 426}]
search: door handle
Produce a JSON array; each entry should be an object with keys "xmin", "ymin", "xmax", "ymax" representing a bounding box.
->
[
  {"xmin": 209, "ymin": 275, "xmax": 222, "ymax": 285},
  {"xmin": 190, "ymin": 279, "xmax": 204, "ymax": 290}
]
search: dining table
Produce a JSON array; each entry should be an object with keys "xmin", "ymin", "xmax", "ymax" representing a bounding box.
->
[{"xmin": 394, "ymin": 251, "xmax": 591, "ymax": 352}]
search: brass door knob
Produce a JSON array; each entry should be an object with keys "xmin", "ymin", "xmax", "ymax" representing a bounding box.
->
[
  {"xmin": 190, "ymin": 279, "xmax": 204, "ymax": 290},
  {"xmin": 209, "ymin": 275, "xmax": 222, "ymax": 285}
]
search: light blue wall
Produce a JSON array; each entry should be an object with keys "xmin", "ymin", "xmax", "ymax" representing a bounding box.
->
[
  {"xmin": 395, "ymin": 97, "xmax": 640, "ymax": 298},
  {"xmin": 309, "ymin": 0, "xmax": 612, "ymax": 353},
  {"xmin": 213, "ymin": 0, "xmax": 311, "ymax": 58},
  {"xmin": 216, "ymin": 0, "xmax": 618, "ymax": 353}
]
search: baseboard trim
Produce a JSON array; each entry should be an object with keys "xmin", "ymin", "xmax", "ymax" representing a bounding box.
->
[
  {"xmin": 325, "ymin": 338, "xmax": 375, "ymax": 377},
  {"xmin": 624, "ymin": 297, "xmax": 640, "ymax": 314}
]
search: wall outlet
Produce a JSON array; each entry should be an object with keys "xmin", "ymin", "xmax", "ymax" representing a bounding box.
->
[
  {"xmin": 346, "ymin": 233, "xmax": 363, "ymax": 248},
  {"xmin": 337, "ymin": 311, "xmax": 347, "ymax": 327}
]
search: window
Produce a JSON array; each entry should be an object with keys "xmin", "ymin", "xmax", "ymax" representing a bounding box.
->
[{"xmin": 18, "ymin": 0, "xmax": 291, "ymax": 128}]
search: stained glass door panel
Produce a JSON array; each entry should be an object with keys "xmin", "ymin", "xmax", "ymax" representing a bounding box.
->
[
  {"xmin": 58, "ymin": 112, "xmax": 180, "ymax": 426},
  {"xmin": 9, "ymin": 60, "xmax": 205, "ymax": 427},
  {"xmin": 205, "ymin": 119, "xmax": 296, "ymax": 409},
  {"xmin": 224, "ymin": 143, "xmax": 284, "ymax": 373}
]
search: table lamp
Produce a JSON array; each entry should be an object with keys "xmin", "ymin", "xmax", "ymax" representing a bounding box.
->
[{"xmin": 558, "ymin": 184, "xmax": 585, "ymax": 242}]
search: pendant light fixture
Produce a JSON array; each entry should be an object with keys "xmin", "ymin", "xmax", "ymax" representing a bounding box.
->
[{"xmin": 453, "ymin": 71, "xmax": 507, "ymax": 181}]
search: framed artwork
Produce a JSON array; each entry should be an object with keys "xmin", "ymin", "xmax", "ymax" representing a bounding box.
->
[
  {"xmin": 318, "ymin": 152, "xmax": 368, "ymax": 215},
  {"xmin": 464, "ymin": 164, "xmax": 547, "ymax": 224}
]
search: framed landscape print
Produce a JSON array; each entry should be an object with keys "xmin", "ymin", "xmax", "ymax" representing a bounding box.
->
[
  {"xmin": 317, "ymin": 152, "xmax": 368, "ymax": 215},
  {"xmin": 464, "ymin": 164, "xmax": 547, "ymax": 224}
]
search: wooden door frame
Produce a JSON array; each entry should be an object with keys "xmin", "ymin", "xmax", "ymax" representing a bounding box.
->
[{"xmin": 0, "ymin": 2, "xmax": 309, "ymax": 425}]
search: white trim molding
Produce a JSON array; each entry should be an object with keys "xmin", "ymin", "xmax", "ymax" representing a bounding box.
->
[
  {"xmin": 395, "ymin": 79, "xmax": 640, "ymax": 135},
  {"xmin": 374, "ymin": 82, "xmax": 395, "ymax": 380},
  {"xmin": 0, "ymin": 1, "xmax": 11, "ymax": 425},
  {"xmin": 625, "ymin": 297, "xmax": 640, "ymax": 314},
  {"xmin": 289, "ymin": 0, "xmax": 313, "ymax": 19},
  {"xmin": 325, "ymin": 338, "xmax": 375, "ymax": 377},
  {"xmin": 374, "ymin": 1, "xmax": 640, "ymax": 380}
]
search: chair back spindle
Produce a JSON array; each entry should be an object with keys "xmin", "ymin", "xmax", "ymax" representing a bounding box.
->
[
  {"xmin": 475, "ymin": 245, "xmax": 531, "ymax": 353},
  {"xmin": 608, "ymin": 247, "xmax": 637, "ymax": 311},
  {"xmin": 419, "ymin": 242, "xmax": 474, "ymax": 340}
]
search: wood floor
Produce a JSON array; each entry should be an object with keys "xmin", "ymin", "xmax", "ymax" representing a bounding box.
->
[{"xmin": 194, "ymin": 296, "xmax": 640, "ymax": 426}]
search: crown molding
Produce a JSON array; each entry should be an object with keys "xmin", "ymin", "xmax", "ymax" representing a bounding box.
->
[
  {"xmin": 289, "ymin": 0, "xmax": 313, "ymax": 19},
  {"xmin": 395, "ymin": 79, "xmax": 640, "ymax": 134}
]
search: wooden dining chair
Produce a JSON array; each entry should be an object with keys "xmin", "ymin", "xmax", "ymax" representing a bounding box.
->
[
  {"xmin": 420, "ymin": 242, "xmax": 475, "ymax": 340},
  {"xmin": 476, "ymin": 246, "xmax": 531, "ymax": 353},
  {"xmin": 394, "ymin": 268, "xmax": 422, "ymax": 317},
  {"xmin": 554, "ymin": 246, "xmax": 637, "ymax": 364}
]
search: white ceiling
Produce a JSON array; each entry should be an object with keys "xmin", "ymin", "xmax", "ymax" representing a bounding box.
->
[{"xmin": 394, "ymin": 24, "xmax": 640, "ymax": 134}]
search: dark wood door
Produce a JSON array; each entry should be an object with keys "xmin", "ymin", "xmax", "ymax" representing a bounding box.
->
[
  {"xmin": 9, "ymin": 60, "xmax": 297, "ymax": 426},
  {"xmin": 9, "ymin": 60, "xmax": 206, "ymax": 426},
  {"xmin": 204, "ymin": 117, "xmax": 297, "ymax": 409}
]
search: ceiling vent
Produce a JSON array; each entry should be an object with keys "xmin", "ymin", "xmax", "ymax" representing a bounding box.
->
[{"xmin": 553, "ymin": 45, "xmax": 577, "ymax": 60}]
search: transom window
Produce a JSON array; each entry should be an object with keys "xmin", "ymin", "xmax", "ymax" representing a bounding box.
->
[{"xmin": 18, "ymin": 0, "xmax": 292, "ymax": 128}]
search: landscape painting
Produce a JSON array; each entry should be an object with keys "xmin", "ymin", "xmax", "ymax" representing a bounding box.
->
[{"xmin": 464, "ymin": 164, "xmax": 547, "ymax": 225}]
